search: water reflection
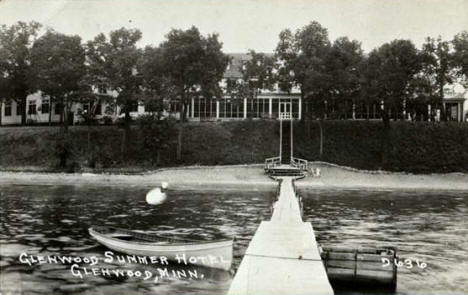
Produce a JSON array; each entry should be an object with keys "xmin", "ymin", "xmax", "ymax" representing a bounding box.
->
[
  {"xmin": 299, "ymin": 189, "xmax": 468, "ymax": 294},
  {"xmin": 0, "ymin": 185, "xmax": 273, "ymax": 295},
  {"xmin": 1, "ymin": 185, "xmax": 467, "ymax": 294}
]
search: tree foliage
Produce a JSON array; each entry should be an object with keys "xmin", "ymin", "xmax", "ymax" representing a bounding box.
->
[
  {"xmin": 160, "ymin": 26, "xmax": 229, "ymax": 120},
  {"xmin": 325, "ymin": 37, "xmax": 364, "ymax": 118},
  {"xmin": 86, "ymin": 27, "xmax": 143, "ymax": 156},
  {"xmin": 363, "ymin": 39, "xmax": 421, "ymax": 125},
  {"xmin": 242, "ymin": 50, "xmax": 276, "ymax": 91},
  {"xmin": 31, "ymin": 30, "xmax": 87, "ymax": 128},
  {"xmin": 139, "ymin": 45, "xmax": 171, "ymax": 116},
  {"xmin": 0, "ymin": 21, "xmax": 41, "ymax": 124},
  {"xmin": 159, "ymin": 26, "xmax": 229, "ymax": 161},
  {"xmin": 452, "ymin": 31, "xmax": 468, "ymax": 82},
  {"xmin": 86, "ymin": 28, "xmax": 143, "ymax": 115},
  {"xmin": 275, "ymin": 21, "xmax": 331, "ymax": 98},
  {"xmin": 420, "ymin": 36, "xmax": 454, "ymax": 112}
]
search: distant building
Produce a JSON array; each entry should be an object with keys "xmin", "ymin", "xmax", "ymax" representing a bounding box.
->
[
  {"xmin": 0, "ymin": 53, "xmax": 301, "ymax": 126},
  {"xmin": 443, "ymin": 83, "xmax": 468, "ymax": 122},
  {"xmin": 0, "ymin": 53, "xmax": 467, "ymax": 125},
  {"xmin": 188, "ymin": 53, "xmax": 301, "ymax": 121}
]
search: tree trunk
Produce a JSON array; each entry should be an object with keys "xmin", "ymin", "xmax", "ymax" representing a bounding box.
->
[
  {"xmin": 87, "ymin": 123, "xmax": 91, "ymax": 153},
  {"xmin": 121, "ymin": 110, "xmax": 131, "ymax": 159},
  {"xmin": 176, "ymin": 99, "xmax": 186, "ymax": 162},
  {"xmin": 21, "ymin": 97, "xmax": 27, "ymax": 125},
  {"xmin": 300, "ymin": 90, "xmax": 305, "ymax": 122},
  {"xmin": 439, "ymin": 82, "xmax": 446, "ymax": 121},
  {"xmin": 176, "ymin": 92, "xmax": 187, "ymax": 162},
  {"xmin": 63, "ymin": 101, "xmax": 69, "ymax": 134},
  {"xmin": 58, "ymin": 100, "xmax": 70, "ymax": 169},
  {"xmin": 48, "ymin": 107, "xmax": 52, "ymax": 126},
  {"xmin": 318, "ymin": 119, "xmax": 323, "ymax": 159},
  {"xmin": 381, "ymin": 108, "xmax": 391, "ymax": 169}
]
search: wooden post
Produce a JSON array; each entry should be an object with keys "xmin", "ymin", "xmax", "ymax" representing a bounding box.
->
[
  {"xmin": 216, "ymin": 100, "xmax": 219, "ymax": 119},
  {"xmin": 269, "ymin": 98, "xmax": 272, "ymax": 118},
  {"xmin": 279, "ymin": 117, "xmax": 282, "ymax": 162},
  {"xmin": 244, "ymin": 98, "xmax": 247, "ymax": 119},
  {"xmin": 298, "ymin": 97, "xmax": 302, "ymax": 120},
  {"xmin": 290, "ymin": 115, "xmax": 293, "ymax": 162},
  {"xmin": 191, "ymin": 98, "xmax": 194, "ymax": 118}
]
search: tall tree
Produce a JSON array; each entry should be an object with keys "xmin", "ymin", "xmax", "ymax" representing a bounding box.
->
[
  {"xmin": 31, "ymin": 30, "xmax": 87, "ymax": 131},
  {"xmin": 452, "ymin": 31, "xmax": 468, "ymax": 83},
  {"xmin": 421, "ymin": 36, "xmax": 454, "ymax": 120},
  {"xmin": 326, "ymin": 37, "xmax": 364, "ymax": 119},
  {"xmin": 160, "ymin": 26, "xmax": 229, "ymax": 161},
  {"xmin": 362, "ymin": 40, "xmax": 421, "ymax": 167},
  {"xmin": 275, "ymin": 21, "xmax": 332, "ymax": 119},
  {"xmin": 139, "ymin": 45, "xmax": 172, "ymax": 117},
  {"xmin": 86, "ymin": 28, "xmax": 143, "ymax": 157},
  {"xmin": 363, "ymin": 39, "xmax": 421, "ymax": 127},
  {"xmin": 0, "ymin": 21, "xmax": 41, "ymax": 125},
  {"xmin": 275, "ymin": 21, "xmax": 331, "ymax": 158},
  {"xmin": 30, "ymin": 30, "xmax": 87, "ymax": 167}
]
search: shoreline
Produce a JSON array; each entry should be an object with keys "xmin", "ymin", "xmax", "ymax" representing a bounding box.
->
[{"xmin": 1, "ymin": 163, "xmax": 468, "ymax": 192}]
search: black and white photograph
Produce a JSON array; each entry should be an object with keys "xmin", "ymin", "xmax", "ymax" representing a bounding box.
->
[{"xmin": 0, "ymin": 0, "xmax": 467, "ymax": 294}]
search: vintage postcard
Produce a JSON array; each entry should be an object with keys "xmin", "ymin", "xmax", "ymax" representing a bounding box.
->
[{"xmin": 1, "ymin": 0, "xmax": 467, "ymax": 294}]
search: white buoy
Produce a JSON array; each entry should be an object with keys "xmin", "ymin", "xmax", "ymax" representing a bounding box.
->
[{"xmin": 146, "ymin": 182, "xmax": 168, "ymax": 205}]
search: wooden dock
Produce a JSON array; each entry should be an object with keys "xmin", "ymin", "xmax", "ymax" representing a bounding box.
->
[{"xmin": 228, "ymin": 176, "xmax": 334, "ymax": 295}]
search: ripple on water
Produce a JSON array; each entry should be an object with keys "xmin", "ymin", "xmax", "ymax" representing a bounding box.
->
[
  {"xmin": 0, "ymin": 243, "xmax": 41, "ymax": 257},
  {"xmin": 1, "ymin": 185, "xmax": 467, "ymax": 294}
]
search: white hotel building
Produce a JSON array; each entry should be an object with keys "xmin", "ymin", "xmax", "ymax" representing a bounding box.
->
[{"xmin": 1, "ymin": 53, "xmax": 467, "ymax": 125}]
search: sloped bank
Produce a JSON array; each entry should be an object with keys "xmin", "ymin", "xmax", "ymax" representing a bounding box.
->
[{"xmin": 1, "ymin": 120, "xmax": 467, "ymax": 173}]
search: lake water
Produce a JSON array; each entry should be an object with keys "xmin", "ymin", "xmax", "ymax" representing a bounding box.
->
[{"xmin": 0, "ymin": 185, "xmax": 467, "ymax": 294}]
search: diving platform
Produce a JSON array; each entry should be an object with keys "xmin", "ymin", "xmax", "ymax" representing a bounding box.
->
[
  {"xmin": 228, "ymin": 177, "xmax": 334, "ymax": 295},
  {"xmin": 264, "ymin": 157, "xmax": 308, "ymax": 177}
]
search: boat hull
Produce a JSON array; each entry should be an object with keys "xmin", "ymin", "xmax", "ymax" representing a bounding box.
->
[{"xmin": 89, "ymin": 228, "xmax": 233, "ymax": 270}]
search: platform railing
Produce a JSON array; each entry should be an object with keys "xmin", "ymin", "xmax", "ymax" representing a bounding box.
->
[
  {"xmin": 264, "ymin": 156, "xmax": 281, "ymax": 170},
  {"xmin": 290, "ymin": 157, "xmax": 308, "ymax": 171}
]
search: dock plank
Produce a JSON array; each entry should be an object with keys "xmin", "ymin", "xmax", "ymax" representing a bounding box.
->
[{"xmin": 228, "ymin": 176, "xmax": 334, "ymax": 295}]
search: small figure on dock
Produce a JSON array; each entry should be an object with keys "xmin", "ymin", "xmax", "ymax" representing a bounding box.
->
[
  {"xmin": 146, "ymin": 182, "xmax": 168, "ymax": 205},
  {"xmin": 309, "ymin": 167, "xmax": 321, "ymax": 177}
]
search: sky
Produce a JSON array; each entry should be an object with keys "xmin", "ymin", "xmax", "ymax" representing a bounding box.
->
[{"xmin": 0, "ymin": 0, "xmax": 467, "ymax": 53}]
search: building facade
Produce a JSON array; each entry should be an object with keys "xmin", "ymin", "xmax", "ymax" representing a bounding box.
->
[{"xmin": 1, "ymin": 53, "xmax": 467, "ymax": 125}]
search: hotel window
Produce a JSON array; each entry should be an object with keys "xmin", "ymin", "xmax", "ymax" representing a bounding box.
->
[
  {"xmin": 5, "ymin": 102, "xmax": 12, "ymax": 116},
  {"xmin": 28, "ymin": 100, "xmax": 37, "ymax": 115},
  {"xmin": 41, "ymin": 99, "xmax": 50, "ymax": 114}
]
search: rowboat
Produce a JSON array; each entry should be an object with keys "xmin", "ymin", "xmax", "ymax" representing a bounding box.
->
[{"xmin": 89, "ymin": 226, "xmax": 233, "ymax": 270}]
